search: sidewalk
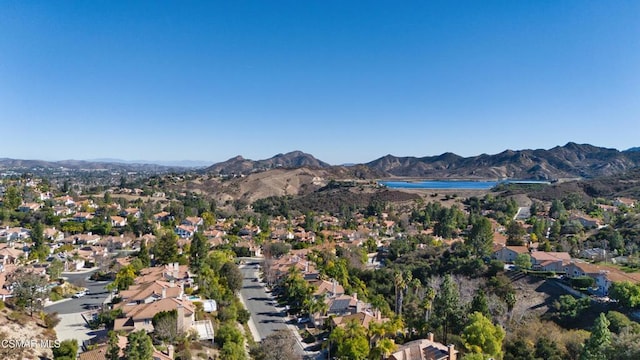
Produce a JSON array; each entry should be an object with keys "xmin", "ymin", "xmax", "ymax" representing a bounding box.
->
[{"xmin": 61, "ymin": 267, "xmax": 100, "ymax": 275}]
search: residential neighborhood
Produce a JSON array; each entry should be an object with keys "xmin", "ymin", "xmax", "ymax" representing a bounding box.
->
[{"xmin": 0, "ymin": 167, "xmax": 639, "ymax": 360}]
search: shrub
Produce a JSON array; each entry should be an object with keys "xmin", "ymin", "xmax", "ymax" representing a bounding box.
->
[{"xmin": 44, "ymin": 312, "xmax": 61, "ymax": 329}]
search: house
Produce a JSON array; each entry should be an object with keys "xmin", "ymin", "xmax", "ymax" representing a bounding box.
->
[
  {"xmin": 389, "ymin": 333, "xmax": 458, "ymax": 360},
  {"xmin": 153, "ymin": 211, "xmax": 171, "ymax": 222},
  {"xmin": 72, "ymin": 212, "xmax": 95, "ymax": 222},
  {"xmin": 563, "ymin": 262, "xmax": 640, "ymax": 296},
  {"xmin": 114, "ymin": 298, "xmax": 195, "ymax": 333},
  {"xmin": 110, "ymin": 215, "xmax": 127, "ymax": 227},
  {"xmin": 0, "ymin": 245, "xmax": 24, "ymax": 265},
  {"xmin": 310, "ymin": 279, "xmax": 344, "ymax": 298},
  {"xmin": 580, "ymin": 248, "xmax": 607, "ymax": 262},
  {"xmin": 54, "ymin": 195, "xmax": 75, "ymax": 207},
  {"xmin": 0, "ymin": 227, "xmax": 30, "ymax": 241},
  {"xmin": 52, "ymin": 205, "xmax": 73, "ymax": 216},
  {"xmin": 331, "ymin": 310, "xmax": 384, "ymax": 329},
  {"xmin": 75, "ymin": 233, "xmax": 102, "ymax": 245},
  {"xmin": 119, "ymin": 280, "xmax": 183, "ymax": 305},
  {"xmin": 43, "ymin": 227, "xmax": 64, "ymax": 241},
  {"xmin": 614, "ymin": 197, "xmax": 636, "ymax": 208},
  {"xmin": 182, "ymin": 217, "xmax": 203, "ymax": 228},
  {"xmin": 492, "ymin": 246, "xmax": 529, "ymax": 263},
  {"xmin": 105, "ymin": 235, "xmax": 133, "ymax": 250},
  {"xmin": 569, "ymin": 213, "xmax": 602, "ymax": 229},
  {"xmin": 530, "ymin": 251, "xmax": 571, "ymax": 272},
  {"xmin": 121, "ymin": 207, "xmax": 141, "ymax": 218},
  {"xmin": 18, "ymin": 202, "xmax": 41, "ymax": 212},
  {"xmin": 78, "ymin": 334, "xmax": 172, "ymax": 360},
  {"xmin": 175, "ymin": 225, "xmax": 195, "ymax": 239},
  {"xmin": 325, "ymin": 294, "xmax": 361, "ymax": 317}
]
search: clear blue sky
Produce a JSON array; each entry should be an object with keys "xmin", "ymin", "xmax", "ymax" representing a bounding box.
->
[{"xmin": 1, "ymin": 1, "xmax": 638, "ymax": 165}]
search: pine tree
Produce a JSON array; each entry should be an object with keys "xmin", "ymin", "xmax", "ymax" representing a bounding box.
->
[
  {"xmin": 153, "ymin": 230, "xmax": 179, "ymax": 265},
  {"xmin": 189, "ymin": 231, "xmax": 208, "ymax": 273},
  {"xmin": 137, "ymin": 239, "xmax": 151, "ymax": 267},
  {"xmin": 432, "ymin": 274, "xmax": 462, "ymax": 344},
  {"xmin": 580, "ymin": 313, "xmax": 611, "ymax": 360}
]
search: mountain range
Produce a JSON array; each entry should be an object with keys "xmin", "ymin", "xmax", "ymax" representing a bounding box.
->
[
  {"xmin": 2, "ymin": 143, "xmax": 639, "ymax": 180},
  {"xmin": 203, "ymin": 143, "xmax": 640, "ymax": 180}
]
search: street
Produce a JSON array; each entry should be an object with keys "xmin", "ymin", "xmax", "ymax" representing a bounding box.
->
[
  {"xmin": 239, "ymin": 262, "xmax": 289, "ymax": 341},
  {"xmin": 46, "ymin": 269, "xmax": 112, "ymax": 315},
  {"xmin": 45, "ymin": 269, "xmax": 112, "ymax": 348}
]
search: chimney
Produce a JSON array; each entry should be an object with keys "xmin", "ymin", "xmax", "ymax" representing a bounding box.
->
[
  {"xmin": 167, "ymin": 344, "xmax": 174, "ymax": 359},
  {"xmin": 428, "ymin": 332, "xmax": 434, "ymax": 342},
  {"xmin": 176, "ymin": 303, "xmax": 185, "ymax": 334},
  {"xmin": 448, "ymin": 344, "xmax": 457, "ymax": 360},
  {"xmin": 353, "ymin": 292, "xmax": 357, "ymax": 301},
  {"xmin": 161, "ymin": 287, "xmax": 166, "ymax": 299},
  {"xmin": 332, "ymin": 279, "xmax": 337, "ymax": 297}
]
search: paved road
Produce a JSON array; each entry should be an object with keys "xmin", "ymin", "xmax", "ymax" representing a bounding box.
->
[
  {"xmin": 46, "ymin": 269, "xmax": 112, "ymax": 315},
  {"xmin": 239, "ymin": 262, "xmax": 289, "ymax": 340}
]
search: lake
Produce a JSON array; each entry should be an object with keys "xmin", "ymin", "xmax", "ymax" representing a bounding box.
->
[{"xmin": 379, "ymin": 180, "xmax": 550, "ymax": 190}]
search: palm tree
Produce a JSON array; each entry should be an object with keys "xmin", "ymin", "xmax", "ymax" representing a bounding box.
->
[
  {"xmin": 371, "ymin": 338, "xmax": 397, "ymax": 360},
  {"xmin": 394, "ymin": 272, "xmax": 407, "ymax": 315},
  {"xmin": 422, "ymin": 287, "xmax": 436, "ymax": 323}
]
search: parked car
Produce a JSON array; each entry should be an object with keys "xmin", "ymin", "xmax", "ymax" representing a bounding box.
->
[{"xmin": 72, "ymin": 291, "xmax": 86, "ymax": 298}]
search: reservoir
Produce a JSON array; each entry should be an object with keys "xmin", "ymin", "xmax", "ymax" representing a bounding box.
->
[{"xmin": 379, "ymin": 180, "xmax": 550, "ymax": 190}]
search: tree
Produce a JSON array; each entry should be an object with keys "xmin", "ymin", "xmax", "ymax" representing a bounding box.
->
[
  {"xmin": 152, "ymin": 310, "xmax": 180, "ymax": 343},
  {"xmin": 580, "ymin": 313, "xmax": 611, "ymax": 360},
  {"xmin": 107, "ymin": 331, "xmax": 120, "ymax": 360},
  {"xmin": 53, "ymin": 339, "xmax": 78, "ymax": 360},
  {"xmin": 11, "ymin": 268, "xmax": 49, "ymax": 316},
  {"xmin": 107, "ymin": 265, "xmax": 136, "ymax": 291},
  {"xmin": 467, "ymin": 216, "xmax": 494, "ymax": 258},
  {"xmin": 189, "ymin": 231, "xmax": 208, "ymax": 272},
  {"xmin": 370, "ymin": 338, "xmax": 397, "ymax": 360},
  {"xmin": 553, "ymin": 295, "xmax": 590, "ymax": 326},
  {"xmin": 2, "ymin": 185, "xmax": 22, "ymax": 210},
  {"xmin": 265, "ymin": 241, "xmax": 291, "ymax": 258},
  {"xmin": 432, "ymin": 274, "xmax": 462, "ymax": 344},
  {"xmin": 249, "ymin": 329, "xmax": 298, "ymax": 360},
  {"xmin": 221, "ymin": 341, "xmax": 247, "ymax": 360},
  {"xmin": 504, "ymin": 338, "xmax": 534, "ymax": 360},
  {"xmin": 461, "ymin": 312, "xmax": 505, "ymax": 360},
  {"xmin": 506, "ymin": 220, "xmax": 526, "ymax": 246},
  {"xmin": 609, "ymin": 281, "xmax": 640, "ymax": 308},
  {"xmin": 550, "ymin": 199, "xmax": 566, "ymax": 219},
  {"xmin": 137, "ymin": 239, "xmax": 151, "ymax": 267},
  {"xmin": 470, "ymin": 289, "xmax": 490, "ymax": 318},
  {"xmin": 514, "ymin": 253, "xmax": 532, "ymax": 270},
  {"xmin": 125, "ymin": 330, "xmax": 153, "ymax": 360},
  {"xmin": 329, "ymin": 320, "xmax": 370, "ymax": 360},
  {"xmin": 47, "ymin": 258, "xmax": 65, "ymax": 280},
  {"xmin": 534, "ymin": 337, "xmax": 563, "ymax": 360},
  {"xmin": 608, "ymin": 328, "xmax": 640, "ymax": 360},
  {"xmin": 394, "ymin": 271, "xmax": 407, "ymax": 315},
  {"xmin": 220, "ymin": 261, "xmax": 243, "ymax": 294},
  {"xmin": 153, "ymin": 230, "xmax": 179, "ymax": 265},
  {"xmin": 605, "ymin": 311, "xmax": 638, "ymax": 334}
]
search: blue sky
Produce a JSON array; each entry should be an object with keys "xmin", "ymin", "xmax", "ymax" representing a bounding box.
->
[{"xmin": 1, "ymin": 1, "xmax": 638, "ymax": 165}]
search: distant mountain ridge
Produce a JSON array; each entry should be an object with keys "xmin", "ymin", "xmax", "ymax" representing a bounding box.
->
[
  {"xmin": 204, "ymin": 143, "xmax": 640, "ymax": 180},
  {"xmin": 0, "ymin": 158, "xmax": 185, "ymax": 172},
  {"xmin": 204, "ymin": 151, "xmax": 331, "ymax": 174},
  {"xmin": 2, "ymin": 142, "xmax": 639, "ymax": 179},
  {"xmin": 365, "ymin": 143, "xmax": 640, "ymax": 180}
]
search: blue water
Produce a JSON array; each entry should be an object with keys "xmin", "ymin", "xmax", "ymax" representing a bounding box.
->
[{"xmin": 379, "ymin": 180, "xmax": 550, "ymax": 190}]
